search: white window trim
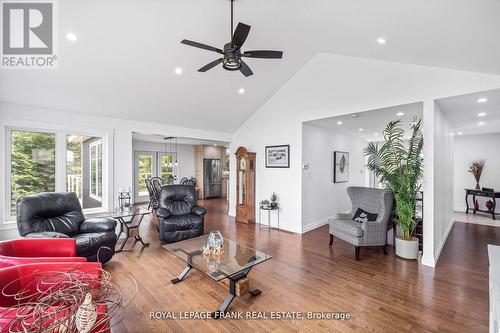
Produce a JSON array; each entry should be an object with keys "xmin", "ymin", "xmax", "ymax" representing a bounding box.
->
[
  {"xmin": 89, "ymin": 140, "xmax": 103, "ymax": 202},
  {"xmin": 4, "ymin": 126, "xmax": 112, "ymax": 223}
]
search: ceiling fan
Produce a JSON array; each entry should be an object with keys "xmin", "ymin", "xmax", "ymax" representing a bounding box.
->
[{"xmin": 180, "ymin": 0, "xmax": 283, "ymax": 77}]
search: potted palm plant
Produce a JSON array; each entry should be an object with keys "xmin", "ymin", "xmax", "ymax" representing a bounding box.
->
[{"xmin": 365, "ymin": 118, "xmax": 424, "ymax": 260}]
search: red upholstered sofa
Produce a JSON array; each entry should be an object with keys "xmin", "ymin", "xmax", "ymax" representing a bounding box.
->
[{"xmin": 0, "ymin": 238, "xmax": 87, "ymax": 268}]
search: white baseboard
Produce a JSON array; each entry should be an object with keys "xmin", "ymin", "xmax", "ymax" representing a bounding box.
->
[
  {"xmin": 434, "ymin": 219, "xmax": 455, "ymax": 265},
  {"xmin": 421, "ymin": 254, "xmax": 436, "ymax": 267},
  {"xmin": 302, "ymin": 216, "xmax": 333, "ymax": 234}
]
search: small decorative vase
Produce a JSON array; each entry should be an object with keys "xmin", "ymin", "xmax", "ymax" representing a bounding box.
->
[
  {"xmin": 204, "ymin": 231, "xmax": 224, "ymax": 256},
  {"xmin": 486, "ymin": 200, "xmax": 494, "ymax": 212},
  {"xmin": 270, "ymin": 192, "xmax": 278, "ymax": 207}
]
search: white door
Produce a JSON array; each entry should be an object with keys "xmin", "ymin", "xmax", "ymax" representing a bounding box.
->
[{"xmin": 134, "ymin": 151, "xmax": 157, "ymax": 203}]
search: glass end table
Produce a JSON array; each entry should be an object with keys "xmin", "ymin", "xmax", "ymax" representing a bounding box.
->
[
  {"xmin": 107, "ymin": 207, "xmax": 151, "ymax": 252},
  {"xmin": 163, "ymin": 235, "xmax": 272, "ymax": 318}
]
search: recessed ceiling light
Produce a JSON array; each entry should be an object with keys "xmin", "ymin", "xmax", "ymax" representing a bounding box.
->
[
  {"xmin": 377, "ymin": 38, "xmax": 386, "ymax": 44},
  {"xmin": 478, "ymin": 121, "xmax": 485, "ymax": 126},
  {"xmin": 373, "ymin": 133, "xmax": 379, "ymax": 136},
  {"xmin": 457, "ymin": 132, "xmax": 463, "ymax": 135},
  {"xmin": 478, "ymin": 98, "xmax": 488, "ymax": 103},
  {"xmin": 358, "ymin": 128, "xmax": 364, "ymax": 132},
  {"xmin": 478, "ymin": 112, "xmax": 486, "ymax": 117},
  {"xmin": 351, "ymin": 114, "xmax": 359, "ymax": 118},
  {"xmin": 337, "ymin": 121, "xmax": 343, "ymax": 125},
  {"xmin": 450, "ymin": 132, "xmax": 455, "ymax": 136},
  {"xmin": 66, "ymin": 32, "xmax": 78, "ymax": 42},
  {"xmin": 238, "ymin": 88, "xmax": 245, "ymax": 95},
  {"xmin": 174, "ymin": 67, "xmax": 183, "ymax": 75},
  {"xmin": 396, "ymin": 112, "xmax": 404, "ymax": 116}
]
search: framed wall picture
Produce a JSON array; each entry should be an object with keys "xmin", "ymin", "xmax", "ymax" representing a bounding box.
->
[
  {"xmin": 265, "ymin": 145, "xmax": 290, "ymax": 168},
  {"xmin": 334, "ymin": 151, "xmax": 349, "ymax": 183}
]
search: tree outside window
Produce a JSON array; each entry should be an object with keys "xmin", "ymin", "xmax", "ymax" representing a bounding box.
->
[{"xmin": 10, "ymin": 130, "xmax": 56, "ymax": 215}]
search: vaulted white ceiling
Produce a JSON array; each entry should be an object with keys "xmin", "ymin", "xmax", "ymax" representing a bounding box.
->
[{"xmin": 1, "ymin": 0, "xmax": 500, "ymax": 132}]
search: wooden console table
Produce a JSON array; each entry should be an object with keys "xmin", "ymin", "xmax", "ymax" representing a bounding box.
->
[{"xmin": 465, "ymin": 189, "xmax": 499, "ymax": 220}]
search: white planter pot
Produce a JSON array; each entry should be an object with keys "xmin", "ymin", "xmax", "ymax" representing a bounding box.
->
[{"xmin": 395, "ymin": 237, "xmax": 419, "ymax": 260}]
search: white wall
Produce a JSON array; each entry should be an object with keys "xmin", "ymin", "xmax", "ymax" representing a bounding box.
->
[
  {"xmin": 132, "ymin": 140, "xmax": 195, "ymax": 181},
  {"xmin": 433, "ymin": 102, "xmax": 455, "ymax": 263},
  {"xmin": 0, "ymin": 102, "xmax": 232, "ymax": 226},
  {"xmin": 229, "ymin": 53, "xmax": 500, "ymax": 265},
  {"xmin": 301, "ymin": 123, "xmax": 366, "ymax": 232},
  {"xmin": 454, "ymin": 133, "xmax": 500, "ymax": 212}
]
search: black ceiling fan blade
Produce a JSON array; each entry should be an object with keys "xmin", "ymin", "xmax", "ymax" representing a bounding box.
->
[
  {"xmin": 239, "ymin": 60, "xmax": 253, "ymax": 77},
  {"xmin": 242, "ymin": 50, "xmax": 283, "ymax": 59},
  {"xmin": 232, "ymin": 23, "xmax": 251, "ymax": 48},
  {"xmin": 181, "ymin": 39, "xmax": 222, "ymax": 54},
  {"xmin": 198, "ymin": 58, "xmax": 223, "ymax": 72}
]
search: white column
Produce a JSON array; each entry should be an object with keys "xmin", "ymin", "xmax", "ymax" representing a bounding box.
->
[{"xmin": 421, "ymin": 98, "xmax": 436, "ymax": 267}]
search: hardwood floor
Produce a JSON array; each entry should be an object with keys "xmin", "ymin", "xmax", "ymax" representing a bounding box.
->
[{"xmin": 105, "ymin": 199, "xmax": 500, "ymax": 332}]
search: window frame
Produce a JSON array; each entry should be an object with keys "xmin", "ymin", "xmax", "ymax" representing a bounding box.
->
[
  {"xmin": 4, "ymin": 126, "xmax": 111, "ymax": 223},
  {"xmin": 89, "ymin": 139, "xmax": 103, "ymax": 202}
]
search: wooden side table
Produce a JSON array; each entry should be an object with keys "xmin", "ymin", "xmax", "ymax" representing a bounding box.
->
[
  {"xmin": 465, "ymin": 188, "xmax": 499, "ymax": 220},
  {"xmin": 258, "ymin": 206, "xmax": 279, "ymax": 230}
]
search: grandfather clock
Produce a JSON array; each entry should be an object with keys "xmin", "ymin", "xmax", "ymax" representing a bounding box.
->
[{"xmin": 235, "ymin": 146, "xmax": 256, "ymax": 224}]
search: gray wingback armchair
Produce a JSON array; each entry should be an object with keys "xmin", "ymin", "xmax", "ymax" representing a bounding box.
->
[{"xmin": 329, "ymin": 186, "xmax": 393, "ymax": 260}]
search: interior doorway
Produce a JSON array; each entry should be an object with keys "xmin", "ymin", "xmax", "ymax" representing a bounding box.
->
[{"xmin": 132, "ymin": 133, "xmax": 230, "ymax": 204}]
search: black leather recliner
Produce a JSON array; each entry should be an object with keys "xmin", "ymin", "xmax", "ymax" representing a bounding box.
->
[
  {"xmin": 156, "ymin": 185, "xmax": 206, "ymax": 243},
  {"xmin": 16, "ymin": 192, "xmax": 117, "ymax": 264}
]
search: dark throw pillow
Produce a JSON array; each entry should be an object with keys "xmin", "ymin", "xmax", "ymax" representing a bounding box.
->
[{"xmin": 352, "ymin": 208, "xmax": 378, "ymax": 223}]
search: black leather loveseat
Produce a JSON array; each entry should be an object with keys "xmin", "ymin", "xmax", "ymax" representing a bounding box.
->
[
  {"xmin": 16, "ymin": 192, "xmax": 117, "ymax": 263},
  {"xmin": 156, "ymin": 185, "xmax": 206, "ymax": 243}
]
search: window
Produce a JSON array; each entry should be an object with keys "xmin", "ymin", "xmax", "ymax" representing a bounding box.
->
[
  {"xmin": 223, "ymin": 148, "xmax": 230, "ymax": 175},
  {"xmin": 67, "ymin": 135, "xmax": 104, "ymax": 208},
  {"xmin": 137, "ymin": 154, "xmax": 153, "ymax": 197},
  {"xmin": 89, "ymin": 140, "xmax": 103, "ymax": 202},
  {"xmin": 160, "ymin": 154, "xmax": 174, "ymax": 184},
  {"xmin": 6, "ymin": 127, "xmax": 109, "ymax": 220},
  {"xmin": 9, "ymin": 130, "xmax": 56, "ymax": 215}
]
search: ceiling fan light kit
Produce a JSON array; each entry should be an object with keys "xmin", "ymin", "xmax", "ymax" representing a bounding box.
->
[{"xmin": 181, "ymin": 0, "xmax": 283, "ymax": 77}]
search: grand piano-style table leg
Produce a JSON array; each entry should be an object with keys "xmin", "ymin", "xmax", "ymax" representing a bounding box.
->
[{"xmin": 465, "ymin": 191, "xmax": 470, "ymax": 214}]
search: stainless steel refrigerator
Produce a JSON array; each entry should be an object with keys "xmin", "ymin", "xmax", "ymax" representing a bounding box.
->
[{"xmin": 203, "ymin": 159, "xmax": 222, "ymax": 198}]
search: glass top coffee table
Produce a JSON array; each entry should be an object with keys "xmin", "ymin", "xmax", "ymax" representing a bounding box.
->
[{"xmin": 163, "ymin": 235, "xmax": 272, "ymax": 318}]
